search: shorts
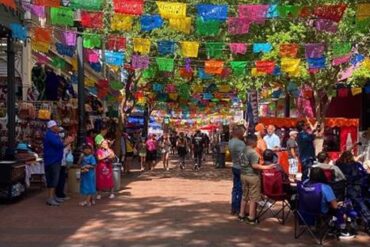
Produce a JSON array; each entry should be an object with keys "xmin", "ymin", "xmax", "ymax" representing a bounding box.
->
[
  {"xmin": 288, "ymin": 158, "xmax": 298, "ymax": 175},
  {"xmin": 147, "ymin": 150, "xmax": 157, "ymax": 161},
  {"xmin": 126, "ymin": 152, "xmax": 134, "ymax": 158},
  {"xmin": 241, "ymin": 175, "xmax": 261, "ymax": 201},
  {"xmin": 45, "ymin": 164, "xmax": 61, "ymax": 188}
]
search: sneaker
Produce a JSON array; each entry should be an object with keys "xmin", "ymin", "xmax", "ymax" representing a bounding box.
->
[
  {"xmin": 79, "ymin": 201, "xmax": 91, "ymax": 207},
  {"xmin": 238, "ymin": 215, "xmax": 246, "ymax": 222},
  {"xmin": 54, "ymin": 197, "xmax": 64, "ymax": 203},
  {"xmin": 245, "ymin": 217, "xmax": 258, "ymax": 225},
  {"xmin": 46, "ymin": 199, "xmax": 60, "ymax": 207},
  {"xmin": 96, "ymin": 194, "xmax": 102, "ymax": 200},
  {"xmin": 339, "ymin": 229, "xmax": 355, "ymax": 240},
  {"xmin": 109, "ymin": 194, "xmax": 115, "ymax": 199}
]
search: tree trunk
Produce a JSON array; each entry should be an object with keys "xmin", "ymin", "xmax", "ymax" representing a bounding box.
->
[{"xmin": 313, "ymin": 90, "xmax": 332, "ymax": 154}]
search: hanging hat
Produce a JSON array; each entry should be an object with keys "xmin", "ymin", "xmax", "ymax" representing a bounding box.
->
[
  {"xmin": 16, "ymin": 143, "xmax": 29, "ymax": 151},
  {"xmin": 95, "ymin": 134, "xmax": 105, "ymax": 145}
]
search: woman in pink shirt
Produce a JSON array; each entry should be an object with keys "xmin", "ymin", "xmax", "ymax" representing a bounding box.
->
[{"xmin": 146, "ymin": 135, "xmax": 158, "ymax": 170}]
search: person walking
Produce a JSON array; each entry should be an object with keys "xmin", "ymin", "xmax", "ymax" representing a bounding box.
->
[
  {"xmin": 96, "ymin": 139, "xmax": 116, "ymax": 199},
  {"xmin": 177, "ymin": 132, "xmax": 188, "ymax": 169},
  {"xmin": 137, "ymin": 138, "xmax": 147, "ymax": 171},
  {"xmin": 146, "ymin": 135, "xmax": 158, "ymax": 170},
  {"xmin": 192, "ymin": 130, "xmax": 205, "ymax": 170},
  {"xmin": 43, "ymin": 120, "xmax": 73, "ymax": 206},
  {"xmin": 228, "ymin": 125, "xmax": 246, "ymax": 215},
  {"xmin": 161, "ymin": 134, "xmax": 171, "ymax": 171}
]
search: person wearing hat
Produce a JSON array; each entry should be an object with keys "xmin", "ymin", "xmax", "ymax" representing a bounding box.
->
[
  {"xmin": 287, "ymin": 130, "xmax": 299, "ymax": 177},
  {"xmin": 43, "ymin": 120, "xmax": 74, "ymax": 206}
]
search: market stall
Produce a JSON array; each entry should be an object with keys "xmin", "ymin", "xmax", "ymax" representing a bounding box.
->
[{"xmin": 259, "ymin": 117, "xmax": 360, "ymax": 169}]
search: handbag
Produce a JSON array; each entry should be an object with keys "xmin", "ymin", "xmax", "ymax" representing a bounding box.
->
[
  {"xmin": 38, "ymin": 109, "xmax": 51, "ymax": 120},
  {"xmin": 65, "ymin": 151, "xmax": 74, "ymax": 167},
  {"xmin": 38, "ymin": 103, "xmax": 51, "ymax": 120},
  {"xmin": 19, "ymin": 102, "xmax": 36, "ymax": 119}
]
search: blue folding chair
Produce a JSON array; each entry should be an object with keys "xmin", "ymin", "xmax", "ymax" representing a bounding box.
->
[{"xmin": 294, "ymin": 182, "xmax": 334, "ymax": 245}]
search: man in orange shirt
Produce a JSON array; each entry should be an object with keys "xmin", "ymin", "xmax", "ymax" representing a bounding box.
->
[{"xmin": 255, "ymin": 123, "xmax": 267, "ymax": 162}]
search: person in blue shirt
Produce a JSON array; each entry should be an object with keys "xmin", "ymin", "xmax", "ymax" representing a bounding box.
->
[
  {"xmin": 79, "ymin": 144, "xmax": 97, "ymax": 207},
  {"xmin": 263, "ymin": 125, "xmax": 281, "ymax": 150},
  {"xmin": 43, "ymin": 120, "xmax": 73, "ymax": 206},
  {"xmin": 296, "ymin": 120, "xmax": 317, "ymax": 179},
  {"xmin": 308, "ymin": 167, "xmax": 355, "ymax": 239}
]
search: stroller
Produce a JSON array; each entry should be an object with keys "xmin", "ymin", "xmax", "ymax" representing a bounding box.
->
[{"xmin": 340, "ymin": 163, "xmax": 370, "ymax": 234}]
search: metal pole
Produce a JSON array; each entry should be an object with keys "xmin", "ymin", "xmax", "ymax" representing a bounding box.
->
[
  {"xmin": 285, "ymin": 91, "xmax": 291, "ymax": 118},
  {"xmin": 142, "ymin": 104, "xmax": 149, "ymax": 138},
  {"xmin": 7, "ymin": 33, "xmax": 16, "ymax": 152},
  {"xmin": 77, "ymin": 31, "xmax": 86, "ymax": 147}
]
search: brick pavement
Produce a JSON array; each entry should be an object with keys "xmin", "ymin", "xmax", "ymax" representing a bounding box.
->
[{"xmin": 0, "ymin": 155, "xmax": 368, "ymax": 247}]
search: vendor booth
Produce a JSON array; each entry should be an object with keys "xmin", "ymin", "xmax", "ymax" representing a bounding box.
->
[{"xmin": 259, "ymin": 117, "xmax": 359, "ymax": 173}]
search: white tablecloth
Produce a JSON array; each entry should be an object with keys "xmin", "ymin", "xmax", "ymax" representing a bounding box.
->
[{"xmin": 25, "ymin": 159, "xmax": 45, "ymax": 187}]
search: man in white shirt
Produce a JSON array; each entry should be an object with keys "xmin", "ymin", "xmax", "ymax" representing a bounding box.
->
[{"xmin": 263, "ymin": 125, "xmax": 281, "ymax": 150}]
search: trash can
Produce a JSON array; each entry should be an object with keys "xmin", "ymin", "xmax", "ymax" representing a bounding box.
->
[
  {"xmin": 216, "ymin": 142, "xmax": 227, "ymax": 168},
  {"xmin": 112, "ymin": 161, "xmax": 122, "ymax": 192},
  {"xmin": 67, "ymin": 166, "xmax": 80, "ymax": 193}
]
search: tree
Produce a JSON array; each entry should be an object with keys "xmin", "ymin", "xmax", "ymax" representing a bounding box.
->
[{"xmin": 247, "ymin": 0, "xmax": 370, "ymax": 125}]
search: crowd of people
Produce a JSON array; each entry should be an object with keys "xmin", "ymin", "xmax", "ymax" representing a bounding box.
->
[
  {"xmin": 42, "ymin": 120, "xmax": 215, "ymax": 207},
  {"xmin": 41, "ymin": 117, "xmax": 370, "ymax": 240},
  {"xmin": 228, "ymin": 121, "xmax": 370, "ymax": 239}
]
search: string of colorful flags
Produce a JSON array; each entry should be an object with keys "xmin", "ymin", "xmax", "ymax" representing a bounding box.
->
[{"xmin": 3, "ymin": 0, "xmax": 370, "ymax": 105}]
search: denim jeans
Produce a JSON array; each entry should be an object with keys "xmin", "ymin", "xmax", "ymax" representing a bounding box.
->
[
  {"xmin": 231, "ymin": 167, "xmax": 242, "ymax": 214},
  {"xmin": 301, "ymin": 158, "xmax": 314, "ymax": 180},
  {"xmin": 56, "ymin": 166, "xmax": 67, "ymax": 198}
]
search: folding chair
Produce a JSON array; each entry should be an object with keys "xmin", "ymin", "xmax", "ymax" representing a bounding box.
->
[
  {"xmin": 321, "ymin": 169, "xmax": 334, "ymax": 183},
  {"xmin": 294, "ymin": 182, "xmax": 333, "ymax": 245},
  {"xmin": 258, "ymin": 168, "xmax": 291, "ymax": 224}
]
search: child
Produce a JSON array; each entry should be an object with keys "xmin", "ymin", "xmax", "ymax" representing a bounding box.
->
[
  {"xmin": 138, "ymin": 138, "xmax": 147, "ymax": 171},
  {"xmin": 79, "ymin": 144, "xmax": 97, "ymax": 207}
]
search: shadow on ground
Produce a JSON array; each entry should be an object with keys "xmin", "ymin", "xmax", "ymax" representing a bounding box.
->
[{"xmin": 0, "ymin": 155, "xmax": 368, "ymax": 247}]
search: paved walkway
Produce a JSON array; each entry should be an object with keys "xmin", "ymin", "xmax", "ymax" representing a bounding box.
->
[{"xmin": 0, "ymin": 155, "xmax": 368, "ymax": 247}]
